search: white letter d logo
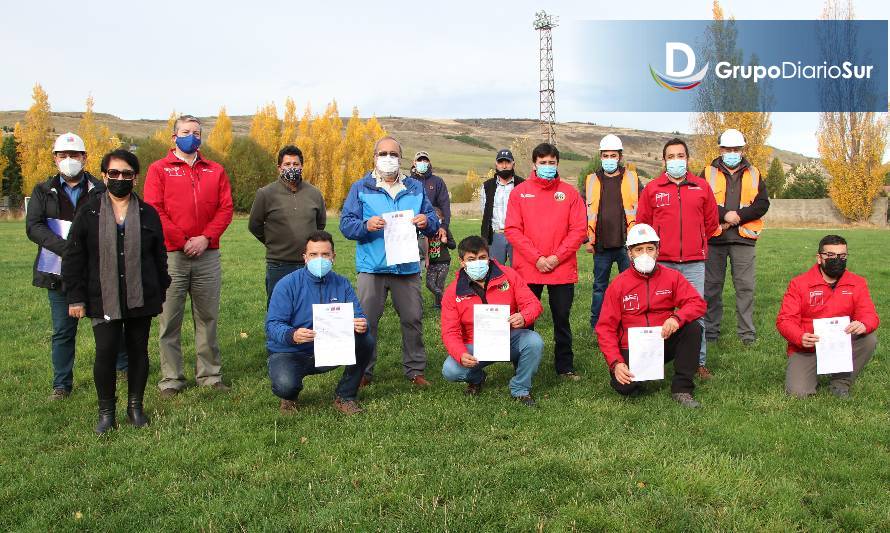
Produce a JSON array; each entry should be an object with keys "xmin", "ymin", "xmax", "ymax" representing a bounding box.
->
[{"xmin": 666, "ymin": 42, "xmax": 696, "ymax": 77}]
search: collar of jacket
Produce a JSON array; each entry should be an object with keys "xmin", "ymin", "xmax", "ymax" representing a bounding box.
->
[
  {"xmin": 626, "ymin": 262, "xmax": 663, "ymax": 282},
  {"xmin": 163, "ymin": 149, "xmax": 205, "ymax": 167},
  {"xmin": 804, "ymin": 263, "xmax": 852, "ymax": 288},
  {"xmin": 596, "ymin": 166, "xmax": 626, "ymax": 180},
  {"xmin": 412, "ymin": 167, "xmax": 433, "ymax": 179},
  {"xmin": 655, "ymin": 172, "xmax": 694, "ymax": 186},
  {"xmin": 710, "ymin": 156, "xmax": 750, "ymax": 177},
  {"xmin": 529, "ymin": 169, "xmax": 561, "ymax": 189},
  {"xmin": 455, "ymin": 260, "xmax": 506, "ymax": 297},
  {"xmin": 48, "ymin": 172, "xmax": 103, "ymax": 193}
]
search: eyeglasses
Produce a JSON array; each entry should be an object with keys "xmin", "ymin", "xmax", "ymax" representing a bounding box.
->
[
  {"xmin": 819, "ymin": 252, "xmax": 848, "ymax": 260},
  {"xmin": 106, "ymin": 169, "xmax": 136, "ymax": 180},
  {"xmin": 377, "ymin": 151, "xmax": 400, "ymax": 158}
]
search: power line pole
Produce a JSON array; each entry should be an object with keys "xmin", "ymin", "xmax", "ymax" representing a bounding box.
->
[{"xmin": 534, "ymin": 10, "xmax": 558, "ymax": 146}]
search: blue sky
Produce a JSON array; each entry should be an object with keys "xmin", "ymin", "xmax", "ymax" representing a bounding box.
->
[{"xmin": 1, "ymin": 0, "xmax": 887, "ymax": 157}]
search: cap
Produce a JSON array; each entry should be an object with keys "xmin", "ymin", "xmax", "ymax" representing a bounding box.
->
[
  {"xmin": 495, "ymin": 149, "xmax": 514, "ymax": 162},
  {"xmin": 53, "ymin": 132, "xmax": 86, "ymax": 153},
  {"xmin": 414, "ymin": 151, "xmax": 430, "ymax": 161}
]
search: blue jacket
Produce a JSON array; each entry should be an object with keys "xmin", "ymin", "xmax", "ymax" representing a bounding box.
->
[
  {"xmin": 339, "ymin": 173, "xmax": 440, "ymax": 275},
  {"xmin": 266, "ymin": 267, "xmax": 365, "ymax": 354}
]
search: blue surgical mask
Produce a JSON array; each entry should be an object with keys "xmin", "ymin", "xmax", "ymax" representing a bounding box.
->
[
  {"xmin": 721, "ymin": 152, "xmax": 742, "ymax": 168},
  {"xmin": 536, "ymin": 164, "xmax": 558, "ymax": 180},
  {"xmin": 665, "ymin": 159, "xmax": 687, "ymax": 178},
  {"xmin": 465, "ymin": 259, "xmax": 489, "ymax": 281},
  {"xmin": 601, "ymin": 159, "xmax": 619, "ymax": 173},
  {"xmin": 307, "ymin": 257, "xmax": 333, "ymax": 278},
  {"xmin": 175, "ymin": 134, "xmax": 201, "ymax": 154},
  {"xmin": 415, "ymin": 161, "xmax": 429, "ymax": 173}
]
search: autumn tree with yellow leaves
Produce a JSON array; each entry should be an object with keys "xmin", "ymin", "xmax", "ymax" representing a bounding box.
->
[
  {"xmin": 78, "ymin": 96, "xmax": 121, "ymax": 176},
  {"xmin": 690, "ymin": 1, "xmax": 772, "ymax": 174},
  {"xmin": 280, "ymin": 97, "xmax": 299, "ymax": 147},
  {"xmin": 14, "ymin": 83, "xmax": 56, "ymax": 195},
  {"xmin": 249, "ymin": 103, "xmax": 282, "ymax": 156},
  {"xmin": 205, "ymin": 106, "xmax": 233, "ymax": 157}
]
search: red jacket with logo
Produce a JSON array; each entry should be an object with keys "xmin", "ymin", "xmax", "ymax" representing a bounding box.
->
[
  {"xmin": 776, "ymin": 264, "xmax": 879, "ymax": 355},
  {"xmin": 143, "ymin": 150, "xmax": 234, "ymax": 252},
  {"xmin": 504, "ymin": 171, "xmax": 588, "ymax": 285},
  {"xmin": 595, "ymin": 264, "xmax": 706, "ymax": 370},
  {"xmin": 441, "ymin": 260, "xmax": 543, "ymax": 361},
  {"xmin": 636, "ymin": 172, "xmax": 719, "ymax": 262}
]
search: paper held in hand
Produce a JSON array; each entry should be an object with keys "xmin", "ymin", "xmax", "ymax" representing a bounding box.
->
[
  {"xmin": 383, "ymin": 210, "xmax": 420, "ymax": 266},
  {"xmin": 813, "ymin": 316, "xmax": 854, "ymax": 374},
  {"xmin": 312, "ymin": 302, "xmax": 356, "ymax": 367},
  {"xmin": 628, "ymin": 327, "xmax": 664, "ymax": 381},
  {"xmin": 472, "ymin": 304, "xmax": 511, "ymax": 362},
  {"xmin": 37, "ymin": 218, "xmax": 72, "ymax": 275}
]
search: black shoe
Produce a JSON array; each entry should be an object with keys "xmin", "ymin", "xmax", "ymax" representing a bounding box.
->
[
  {"xmin": 514, "ymin": 395, "xmax": 537, "ymax": 407},
  {"xmin": 95, "ymin": 398, "xmax": 117, "ymax": 435},
  {"xmin": 126, "ymin": 394, "xmax": 150, "ymax": 428}
]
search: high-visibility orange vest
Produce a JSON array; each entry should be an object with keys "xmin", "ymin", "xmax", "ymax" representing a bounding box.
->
[
  {"xmin": 705, "ymin": 165, "xmax": 764, "ymax": 239},
  {"xmin": 585, "ymin": 168, "xmax": 639, "ymax": 244}
]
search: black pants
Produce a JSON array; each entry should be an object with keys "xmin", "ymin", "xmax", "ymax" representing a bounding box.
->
[
  {"xmin": 611, "ymin": 321, "xmax": 701, "ymax": 395},
  {"xmin": 528, "ymin": 283, "xmax": 575, "ymax": 374},
  {"xmin": 93, "ymin": 316, "xmax": 153, "ymax": 402}
]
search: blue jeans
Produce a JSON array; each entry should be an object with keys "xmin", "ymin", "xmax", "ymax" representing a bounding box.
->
[
  {"xmin": 268, "ymin": 332, "xmax": 374, "ymax": 401},
  {"xmin": 265, "ymin": 262, "xmax": 303, "ymax": 305},
  {"xmin": 441, "ymin": 329, "xmax": 543, "ymax": 397},
  {"xmin": 658, "ymin": 261, "xmax": 707, "ymax": 366},
  {"xmin": 590, "ymin": 247, "xmax": 631, "ymax": 329},
  {"xmin": 47, "ymin": 289, "xmax": 128, "ymax": 390},
  {"xmin": 489, "ymin": 232, "xmax": 513, "ymax": 266}
]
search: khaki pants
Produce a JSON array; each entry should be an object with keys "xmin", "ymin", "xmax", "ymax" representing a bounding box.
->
[
  {"xmin": 158, "ymin": 250, "xmax": 223, "ymax": 391},
  {"xmin": 785, "ymin": 332, "xmax": 877, "ymax": 397}
]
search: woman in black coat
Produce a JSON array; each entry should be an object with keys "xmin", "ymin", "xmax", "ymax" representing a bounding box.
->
[{"xmin": 63, "ymin": 149, "xmax": 170, "ymax": 434}]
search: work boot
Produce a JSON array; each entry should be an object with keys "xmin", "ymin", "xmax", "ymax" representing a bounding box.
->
[
  {"xmin": 49, "ymin": 388, "xmax": 70, "ymax": 401},
  {"xmin": 671, "ymin": 392, "xmax": 701, "ymax": 408},
  {"xmin": 126, "ymin": 394, "xmax": 150, "ymax": 428},
  {"xmin": 359, "ymin": 375, "xmax": 372, "ymax": 388},
  {"xmin": 279, "ymin": 399, "xmax": 298, "ymax": 414},
  {"xmin": 465, "ymin": 375, "xmax": 486, "ymax": 396},
  {"xmin": 559, "ymin": 371, "xmax": 582, "ymax": 382},
  {"xmin": 410, "ymin": 375, "xmax": 431, "ymax": 388},
  {"xmin": 696, "ymin": 366, "xmax": 713, "ymax": 380},
  {"xmin": 333, "ymin": 398, "xmax": 364, "ymax": 415},
  {"xmin": 514, "ymin": 395, "xmax": 537, "ymax": 407},
  {"xmin": 95, "ymin": 398, "xmax": 117, "ymax": 435}
]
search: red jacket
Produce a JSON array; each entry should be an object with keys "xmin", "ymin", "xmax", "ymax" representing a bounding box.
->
[
  {"xmin": 143, "ymin": 150, "xmax": 234, "ymax": 252},
  {"xmin": 636, "ymin": 172, "xmax": 719, "ymax": 262},
  {"xmin": 441, "ymin": 260, "xmax": 543, "ymax": 361},
  {"xmin": 504, "ymin": 171, "xmax": 588, "ymax": 285},
  {"xmin": 776, "ymin": 264, "xmax": 879, "ymax": 355},
  {"xmin": 595, "ymin": 264, "xmax": 706, "ymax": 370}
]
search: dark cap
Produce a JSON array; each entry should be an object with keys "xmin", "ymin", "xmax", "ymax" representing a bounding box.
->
[{"xmin": 496, "ymin": 149, "xmax": 514, "ymax": 162}]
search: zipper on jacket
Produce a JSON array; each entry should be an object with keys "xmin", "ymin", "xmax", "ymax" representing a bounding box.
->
[
  {"xmin": 677, "ymin": 183, "xmax": 684, "ymax": 259},
  {"xmin": 188, "ymin": 165, "xmax": 200, "ymax": 228},
  {"xmin": 644, "ymin": 278, "xmax": 651, "ymax": 326}
]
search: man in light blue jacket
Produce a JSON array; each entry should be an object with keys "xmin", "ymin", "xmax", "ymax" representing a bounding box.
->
[
  {"xmin": 339, "ymin": 136, "xmax": 440, "ymax": 388},
  {"xmin": 266, "ymin": 231, "xmax": 374, "ymax": 415}
]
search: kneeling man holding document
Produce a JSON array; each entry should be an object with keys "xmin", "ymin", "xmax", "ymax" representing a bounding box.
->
[
  {"xmin": 441, "ymin": 236, "xmax": 544, "ymax": 406},
  {"xmin": 595, "ymin": 224, "xmax": 707, "ymax": 408},
  {"xmin": 266, "ymin": 231, "xmax": 374, "ymax": 415}
]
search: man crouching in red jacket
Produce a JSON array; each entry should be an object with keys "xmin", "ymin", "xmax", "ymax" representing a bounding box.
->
[
  {"xmin": 776, "ymin": 235, "xmax": 879, "ymax": 398},
  {"xmin": 595, "ymin": 224, "xmax": 707, "ymax": 408},
  {"xmin": 441, "ymin": 236, "xmax": 544, "ymax": 406}
]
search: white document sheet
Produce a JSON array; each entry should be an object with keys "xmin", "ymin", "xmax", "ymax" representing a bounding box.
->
[
  {"xmin": 312, "ymin": 302, "xmax": 356, "ymax": 367},
  {"xmin": 628, "ymin": 327, "xmax": 665, "ymax": 381},
  {"xmin": 382, "ymin": 210, "xmax": 420, "ymax": 266},
  {"xmin": 472, "ymin": 304, "xmax": 511, "ymax": 362},
  {"xmin": 37, "ymin": 218, "xmax": 72, "ymax": 275},
  {"xmin": 813, "ymin": 316, "xmax": 854, "ymax": 374}
]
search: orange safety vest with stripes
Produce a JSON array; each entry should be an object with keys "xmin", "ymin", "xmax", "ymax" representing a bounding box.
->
[
  {"xmin": 585, "ymin": 168, "xmax": 639, "ymax": 245},
  {"xmin": 705, "ymin": 165, "xmax": 764, "ymax": 240}
]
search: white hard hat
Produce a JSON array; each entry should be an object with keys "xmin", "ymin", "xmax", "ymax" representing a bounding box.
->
[
  {"xmin": 625, "ymin": 223, "xmax": 660, "ymax": 248},
  {"xmin": 53, "ymin": 132, "xmax": 86, "ymax": 153},
  {"xmin": 718, "ymin": 129, "xmax": 746, "ymax": 148},
  {"xmin": 599, "ymin": 134, "xmax": 623, "ymax": 151}
]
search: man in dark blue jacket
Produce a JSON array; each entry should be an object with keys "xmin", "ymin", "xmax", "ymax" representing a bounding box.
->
[{"xmin": 266, "ymin": 231, "xmax": 374, "ymax": 415}]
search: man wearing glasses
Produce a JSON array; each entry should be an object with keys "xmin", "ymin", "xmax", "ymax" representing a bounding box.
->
[
  {"xmin": 776, "ymin": 235, "xmax": 879, "ymax": 398},
  {"xmin": 143, "ymin": 114, "xmax": 234, "ymax": 398},
  {"xmin": 339, "ymin": 136, "xmax": 440, "ymax": 388}
]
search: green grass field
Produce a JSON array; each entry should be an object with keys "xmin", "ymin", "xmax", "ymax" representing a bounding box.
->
[{"xmin": 1, "ymin": 218, "xmax": 888, "ymax": 531}]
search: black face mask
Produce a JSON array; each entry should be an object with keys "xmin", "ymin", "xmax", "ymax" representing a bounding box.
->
[
  {"xmin": 496, "ymin": 168, "xmax": 514, "ymax": 179},
  {"xmin": 821, "ymin": 257, "xmax": 847, "ymax": 279},
  {"xmin": 107, "ymin": 179, "xmax": 134, "ymax": 198}
]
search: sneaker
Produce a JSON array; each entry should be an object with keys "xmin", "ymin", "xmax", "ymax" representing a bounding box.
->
[
  {"xmin": 514, "ymin": 395, "xmax": 537, "ymax": 407},
  {"xmin": 465, "ymin": 376, "xmax": 486, "ymax": 396},
  {"xmin": 211, "ymin": 382, "xmax": 231, "ymax": 392},
  {"xmin": 671, "ymin": 392, "xmax": 701, "ymax": 408},
  {"xmin": 359, "ymin": 375, "xmax": 372, "ymax": 388},
  {"xmin": 48, "ymin": 388, "xmax": 70, "ymax": 401},
  {"xmin": 333, "ymin": 398, "xmax": 364, "ymax": 415},
  {"xmin": 696, "ymin": 366, "xmax": 713, "ymax": 380},
  {"xmin": 830, "ymin": 385, "xmax": 851, "ymax": 398},
  {"xmin": 559, "ymin": 371, "xmax": 582, "ymax": 382},
  {"xmin": 410, "ymin": 375, "xmax": 431, "ymax": 388},
  {"xmin": 279, "ymin": 399, "xmax": 298, "ymax": 414},
  {"xmin": 159, "ymin": 388, "xmax": 180, "ymax": 399}
]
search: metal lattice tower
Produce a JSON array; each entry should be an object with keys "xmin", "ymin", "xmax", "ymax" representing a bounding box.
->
[{"xmin": 534, "ymin": 10, "xmax": 558, "ymax": 145}]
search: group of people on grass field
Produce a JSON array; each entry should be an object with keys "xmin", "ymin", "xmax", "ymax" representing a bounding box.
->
[{"xmin": 25, "ymin": 114, "xmax": 880, "ymax": 433}]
